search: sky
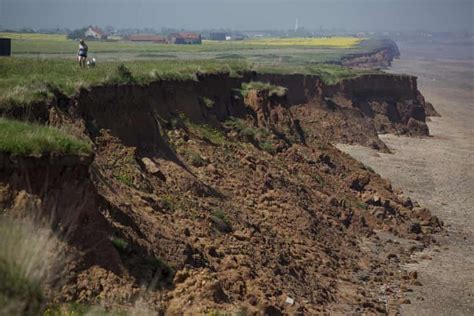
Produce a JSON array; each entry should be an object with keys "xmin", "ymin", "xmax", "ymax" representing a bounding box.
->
[{"xmin": 1, "ymin": 0, "xmax": 473, "ymax": 32}]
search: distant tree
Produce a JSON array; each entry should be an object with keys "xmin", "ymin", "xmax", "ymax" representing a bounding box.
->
[
  {"xmin": 67, "ymin": 27, "xmax": 87, "ymax": 40},
  {"xmin": 20, "ymin": 27, "xmax": 35, "ymax": 33}
]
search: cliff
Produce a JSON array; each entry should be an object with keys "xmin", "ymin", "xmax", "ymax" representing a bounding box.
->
[
  {"xmin": 0, "ymin": 70, "xmax": 442, "ymax": 314},
  {"xmin": 340, "ymin": 39, "xmax": 401, "ymax": 68}
]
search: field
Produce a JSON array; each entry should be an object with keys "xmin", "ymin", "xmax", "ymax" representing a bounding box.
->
[
  {"xmin": 0, "ymin": 32, "xmax": 379, "ymax": 64},
  {"xmin": 0, "ymin": 33, "xmax": 385, "ymax": 107},
  {"xmin": 240, "ymin": 37, "xmax": 364, "ymax": 47}
]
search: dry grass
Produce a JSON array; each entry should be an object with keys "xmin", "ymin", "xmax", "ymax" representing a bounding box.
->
[
  {"xmin": 0, "ymin": 32, "xmax": 67, "ymax": 41},
  {"xmin": 0, "ymin": 215, "xmax": 65, "ymax": 315}
]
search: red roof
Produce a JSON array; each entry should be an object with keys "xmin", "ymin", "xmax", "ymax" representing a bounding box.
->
[
  {"xmin": 88, "ymin": 26, "xmax": 105, "ymax": 36},
  {"xmin": 128, "ymin": 34, "xmax": 166, "ymax": 42}
]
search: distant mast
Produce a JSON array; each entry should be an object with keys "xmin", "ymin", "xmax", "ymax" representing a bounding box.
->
[{"xmin": 294, "ymin": 18, "xmax": 299, "ymax": 32}]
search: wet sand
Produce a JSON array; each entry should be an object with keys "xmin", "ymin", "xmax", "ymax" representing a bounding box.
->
[{"xmin": 337, "ymin": 42, "xmax": 474, "ymax": 315}]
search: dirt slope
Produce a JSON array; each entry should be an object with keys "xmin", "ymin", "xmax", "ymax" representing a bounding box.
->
[{"xmin": 0, "ymin": 70, "xmax": 443, "ymax": 314}]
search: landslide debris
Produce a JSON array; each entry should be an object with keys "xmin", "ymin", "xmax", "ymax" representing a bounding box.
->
[{"xmin": 0, "ymin": 71, "xmax": 442, "ymax": 315}]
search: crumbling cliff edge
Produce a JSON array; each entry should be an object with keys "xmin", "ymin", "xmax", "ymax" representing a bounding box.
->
[{"xmin": 0, "ymin": 42, "xmax": 444, "ymax": 314}]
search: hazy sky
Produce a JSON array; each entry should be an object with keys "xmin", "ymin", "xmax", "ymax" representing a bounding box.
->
[{"xmin": 1, "ymin": 0, "xmax": 473, "ymax": 31}]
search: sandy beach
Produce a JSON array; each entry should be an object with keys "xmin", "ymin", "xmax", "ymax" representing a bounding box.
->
[{"xmin": 338, "ymin": 40, "xmax": 474, "ymax": 315}]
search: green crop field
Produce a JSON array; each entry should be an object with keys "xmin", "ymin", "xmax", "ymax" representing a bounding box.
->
[{"xmin": 0, "ymin": 32, "xmax": 384, "ymax": 63}]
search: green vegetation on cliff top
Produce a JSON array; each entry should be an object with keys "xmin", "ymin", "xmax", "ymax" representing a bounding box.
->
[
  {"xmin": 0, "ymin": 36, "xmax": 385, "ymax": 157},
  {"xmin": 0, "ymin": 58, "xmax": 377, "ymax": 108},
  {"xmin": 0, "ymin": 118, "xmax": 92, "ymax": 156},
  {"xmin": 0, "ymin": 36, "xmax": 392, "ymax": 108}
]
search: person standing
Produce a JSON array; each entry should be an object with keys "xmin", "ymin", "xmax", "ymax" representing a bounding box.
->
[{"xmin": 77, "ymin": 39, "xmax": 88, "ymax": 68}]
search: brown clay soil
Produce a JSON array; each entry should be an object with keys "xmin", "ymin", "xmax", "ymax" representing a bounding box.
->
[
  {"xmin": 337, "ymin": 41, "xmax": 474, "ymax": 315},
  {"xmin": 0, "ymin": 67, "xmax": 445, "ymax": 314}
]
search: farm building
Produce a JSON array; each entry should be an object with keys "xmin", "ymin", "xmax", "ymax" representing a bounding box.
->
[
  {"xmin": 210, "ymin": 32, "xmax": 227, "ymax": 41},
  {"xmin": 0, "ymin": 38, "xmax": 11, "ymax": 56},
  {"xmin": 168, "ymin": 32, "xmax": 202, "ymax": 44},
  {"xmin": 85, "ymin": 26, "xmax": 107, "ymax": 40},
  {"xmin": 127, "ymin": 34, "xmax": 167, "ymax": 43}
]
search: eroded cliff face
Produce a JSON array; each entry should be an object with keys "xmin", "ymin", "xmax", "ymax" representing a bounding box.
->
[
  {"xmin": 0, "ymin": 70, "xmax": 442, "ymax": 314},
  {"xmin": 254, "ymin": 72, "xmax": 430, "ymax": 150},
  {"xmin": 340, "ymin": 39, "xmax": 401, "ymax": 69},
  {"xmin": 0, "ymin": 153, "xmax": 122, "ymax": 275}
]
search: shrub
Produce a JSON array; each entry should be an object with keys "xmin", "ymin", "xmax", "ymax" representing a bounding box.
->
[
  {"xmin": 113, "ymin": 171, "xmax": 133, "ymax": 187},
  {"xmin": 224, "ymin": 117, "xmax": 276, "ymax": 154},
  {"xmin": 177, "ymin": 114, "xmax": 227, "ymax": 146},
  {"xmin": 116, "ymin": 64, "xmax": 135, "ymax": 84},
  {"xmin": 212, "ymin": 210, "xmax": 230, "ymax": 226},
  {"xmin": 182, "ymin": 149, "xmax": 206, "ymax": 167},
  {"xmin": 240, "ymin": 81, "xmax": 287, "ymax": 98},
  {"xmin": 110, "ymin": 237, "xmax": 128, "ymax": 253},
  {"xmin": 146, "ymin": 257, "xmax": 175, "ymax": 285},
  {"xmin": 161, "ymin": 195, "xmax": 178, "ymax": 211},
  {"xmin": 200, "ymin": 96, "xmax": 215, "ymax": 109}
]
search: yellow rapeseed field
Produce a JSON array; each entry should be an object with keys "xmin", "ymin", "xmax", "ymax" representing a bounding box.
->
[
  {"xmin": 0, "ymin": 32, "xmax": 67, "ymax": 41},
  {"xmin": 237, "ymin": 37, "xmax": 363, "ymax": 48}
]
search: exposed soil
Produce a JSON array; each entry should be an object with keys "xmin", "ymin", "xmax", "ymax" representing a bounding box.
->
[
  {"xmin": 337, "ymin": 44, "xmax": 474, "ymax": 315},
  {"xmin": 0, "ymin": 46, "xmax": 449, "ymax": 314}
]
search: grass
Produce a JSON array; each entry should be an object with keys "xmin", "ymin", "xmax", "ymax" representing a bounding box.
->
[
  {"xmin": 0, "ymin": 216, "xmax": 64, "ymax": 315},
  {"xmin": 181, "ymin": 149, "xmax": 206, "ymax": 167},
  {"xmin": 355, "ymin": 201, "xmax": 369, "ymax": 210},
  {"xmin": 177, "ymin": 115, "xmax": 227, "ymax": 146},
  {"xmin": 0, "ymin": 118, "xmax": 92, "ymax": 156},
  {"xmin": 212, "ymin": 210, "xmax": 231, "ymax": 226},
  {"xmin": 0, "ymin": 58, "xmax": 250, "ymax": 107},
  {"xmin": 113, "ymin": 171, "xmax": 133, "ymax": 187},
  {"xmin": 1, "ymin": 33, "xmax": 364, "ymax": 55},
  {"xmin": 241, "ymin": 37, "xmax": 364, "ymax": 47},
  {"xmin": 224, "ymin": 117, "xmax": 276, "ymax": 154},
  {"xmin": 161, "ymin": 195, "xmax": 178, "ymax": 212},
  {"xmin": 146, "ymin": 257, "xmax": 175, "ymax": 284},
  {"xmin": 0, "ymin": 32, "xmax": 67, "ymax": 41},
  {"xmin": 200, "ymin": 96, "xmax": 215, "ymax": 109},
  {"xmin": 240, "ymin": 81, "xmax": 287, "ymax": 97},
  {"xmin": 0, "ymin": 34, "xmax": 386, "ymax": 107},
  {"xmin": 110, "ymin": 237, "xmax": 128, "ymax": 253},
  {"xmin": 255, "ymin": 63, "xmax": 377, "ymax": 85},
  {"xmin": 44, "ymin": 302, "xmax": 154, "ymax": 316}
]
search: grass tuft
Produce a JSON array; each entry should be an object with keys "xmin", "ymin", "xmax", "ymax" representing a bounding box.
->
[
  {"xmin": 110, "ymin": 237, "xmax": 128, "ymax": 253},
  {"xmin": 224, "ymin": 117, "xmax": 276, "ymax": 154},
  {"xmin": 0, "ymin": 216, "xmax": 64, "ymax": 315},
  {"xmin": 0, "ymin": 118, "xmax": 92, "ymax": 156},
  {"xmin": 240, "ymin": 81, "xmax": 287, "ymax": 98}
]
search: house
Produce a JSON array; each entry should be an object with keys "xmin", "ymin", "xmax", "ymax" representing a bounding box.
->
[
  {"xmin": 85, "ymin": 26, "xmax": 107, "ymax": 40},
  {"xmin": 127, "ymin": 34, "xmax": 167, "ymax": 43},
  {"xmin": 168, "ymin": 32, "xmax": 202, "ymax": 44}
]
